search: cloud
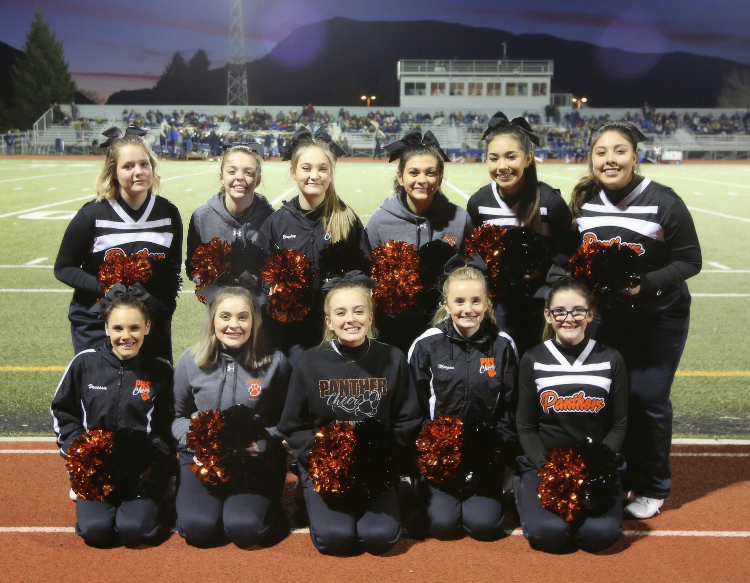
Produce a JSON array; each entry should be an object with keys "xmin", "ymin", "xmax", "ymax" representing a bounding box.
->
[{"xmin": 71, "ymin": 72, "xmax": 160, "ymax": 82}]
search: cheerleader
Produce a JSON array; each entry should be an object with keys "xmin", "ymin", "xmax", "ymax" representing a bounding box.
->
[
  {"xmin": 51, "ymin": 294, "xmax": 174, "ymax": 547},
  {"xmin": 569, "ymin": 121, "xmax": 701, "ymax": 519},
  {"xmin": 365, "ymin": 129, "xmax": 473, "ymax": 353},
  {"xmin": 257, "ymin": 126, "xmax": 371, "ymax": 364},
  {"xmin": 277, "ymin": 275, "xmax": 423, "ymax": 555},
  {"xmin": 408, "ymin": 258, "xmax": 517, "ymax": 540},
  {"xmin": 466, "ymin": 112, "xmax": 575, "ymax": 356},
  {"xmin": 515, "ymin": 277, "xmax": 628, "ymax": 552},
  {"xmin": 54, "ymin": 125, "xmax": 182, "ymax": 362},
  {"xmin": 185, "ymin": 142, "xmax": 273, "ymax": 282},
  {"xmin": 172, "ymin": 286, "xmax": 291, "ymax": 547}
]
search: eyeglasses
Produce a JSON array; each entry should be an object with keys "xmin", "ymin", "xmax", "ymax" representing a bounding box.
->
[{"xmin": 548, "ymin": 308, "xmax": 590, "ymax": 322}]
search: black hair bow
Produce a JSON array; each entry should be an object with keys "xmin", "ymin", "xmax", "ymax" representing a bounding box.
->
[
  {"xmin": 443, "ymin": 253, "xmax": 488, "ymax": 276},
  {"xmin": 221, "ymin": 141, "xmax": 266, "ymax": 159},
  {"xmin": 199, "ymin": 270, "xmax": 266, "ymax": 310},
  {"xmin": 588, "ymin": 120, "xmax": 647, "ymax": 146},
  {"xmin": 100, "ymin": 124, "xmax": 148, "ymax": 149},
  {"xmin": 282, "ymin": 125, "xmax": 346, "ymax": 161},
  {"xmin": 89, "ymin": 282, "xmax": 166, "ymax": 318},
  {"xmin": 384, "ymin": 129, "xmax": 450, "ymax": 163},
  {"xmin": 322, "ymin": 270, "xmax": 379, "ymax": 294},
  {"xmin": 480, "ymin": 111, "xmax": 541, "ymax": 146}
]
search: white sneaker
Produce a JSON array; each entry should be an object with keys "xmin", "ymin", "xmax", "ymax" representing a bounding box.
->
[{"xmin": 625, "ymin": 496, "xmax": 664, "ymax": 519}]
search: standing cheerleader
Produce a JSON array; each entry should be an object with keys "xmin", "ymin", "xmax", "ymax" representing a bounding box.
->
[
  {"xmin": 466, "ymin": 112, "xmax": 575, "ymax": 356},
  {"xmin": 257, "ymin": 126, "xmax": 371, "ymax": 364},
  {"xmin": 277, "ymin": 276, "xmax": 423, "ymax": 555},
  {"xmin": 54, "ymin": 125, "xmax": 183, "ymax": 362},
  {"xmin": 515, "ymin": 278, "xmax": 628, "ymax": 552},
  {"xmin": 185, "ymin": 143, "xmax": 273, "ymax": 282},
  {"xmin": 408, "ymin": 260, "xmax": 517, "ymax": 540},
  {"xmin": 366, "ymin": 129, "xmax": 473, "ymax": 353},
  {"xmin": 51, "ymin": 295, "xmax": 174, "ymax": 547},
  {"xmin": 172, "ymin": 286, "xmax": 291, "ymax": 547},
  {"xmin": 569, "ymin": 121, "xmax": 701, "ymax": 518}
]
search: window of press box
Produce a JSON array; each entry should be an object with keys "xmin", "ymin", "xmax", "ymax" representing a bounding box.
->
[
  {"xmin": 405, "ymin": 82, "xmax": 426, "ymax": 96},
  {"xmin": 506, "ymin": 83, "xmax": 528, "ymax": 96},
  {"xmin": 449, "ymin": 82, "xmax": 465, "ymax": 96},
  {"xmin": 468, "ymin": 82, "xmax": 483, "ymax": 96},
  {"xmin": 431, "ymin": 82, "xmax": 446, "ymax": 95},
  {"xmin": 532, "ymin": 83, "xmax": 547, "ymax": 97},
  {"xmin": 486, "ymin": 82, "xmax": 502, "ymax": 96}
]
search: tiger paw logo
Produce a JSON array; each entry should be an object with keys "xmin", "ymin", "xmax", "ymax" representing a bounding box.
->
[
  {"xmin": 133, "ymin": 380, "xmax": 151, "ymax": 401},
  {"xmin": 247, "ymin": 380, "xmax": 263, "ymax": 399},
  {"xmin": 479, "ymin": 357, "xmax": 496, "ymax": 377},
  {"xmin": 441, "ymin": 235, "xmax": 458, "ymax": 247}
]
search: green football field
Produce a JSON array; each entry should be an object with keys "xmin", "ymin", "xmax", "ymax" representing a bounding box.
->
[{"xmin": 0, "ymin": 156, "xmax": 748, "ymax": 437}]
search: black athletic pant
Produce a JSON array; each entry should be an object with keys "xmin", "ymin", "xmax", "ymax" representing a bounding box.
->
[
  {"xmin": 75, "ymin": 497, "xmax": 160, "ymax": 547},
  {"xmin": 514, "ymin": 455, "xmax": 622, "ymax": 553},
  {"xmin": 424, "ymin": 482, "xmax": 505, "ymax": 541}
]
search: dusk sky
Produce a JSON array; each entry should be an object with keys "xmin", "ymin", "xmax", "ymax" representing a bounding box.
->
[{"xmin": 2, "ymin": 0, "xmax": 750, "ymax": 101}]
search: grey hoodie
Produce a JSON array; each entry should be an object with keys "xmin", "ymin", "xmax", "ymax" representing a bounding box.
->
[
  {"xmin": 172, "ymin": 347, "xmax": 291, "ymax": 446},
  {"xmin": 185, "ymin": 192, "xmax": 274, "ymax": 280},
  {"xmin": 366, "ymin": 191, "xmax": 473, "ymax": 250}
]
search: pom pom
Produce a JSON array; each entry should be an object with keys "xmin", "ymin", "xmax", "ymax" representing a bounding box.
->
[
  {"xmin": 186, "ymin": 409, "xmax": 228, "ymax": 487},
  {"xmin": 67, "ymin": 430, "xmax": 115, "ymax": 501},
  {"xmin": 538, "ymin": 446, "xmax": 588, "ymax": 522},
  {"xmin": 66, "ymin": 428, "xmax": 156, "ymax": 502},
  {"xmin": 261, "ymin": 249, "xmax": 313, "ymax": 322},
  {"xmin": 309, "ymin": 422, "xmax": 357, "ymax": 499},
  {"xmin": 569, "ymin": 240, "xmax": 640, "ymax": 309},
  {"xmin": 418, "ymin": 240, "xmax": 459, "ymax": 310},
  {"xmin": 494, "ymin": 227, "xmax": 548, "ymax": 298},
  {"xmin": 416, "ymin": 415, "xmax": 465, "ymax": 485},
  {"xmin": 350, "ymin": 419, "xmax": 399, "ymax": 503},
  {"xmin": 98, "ymin": 251, "xmax": 152, "ymax": 294},
  {"xmin": 463, "ymin": 225, "xmax": 507, "ymax": 297},
  {"xmin": 371, "ymin": 240, "xmax": 422, "ymax": 314},
  {"xmin": 319, "ymin": 240, "xmax": 372, "ymax": 281},
  {"xmin": 191, "ymin": 237, "xmax": 232, "ymax": 303}
]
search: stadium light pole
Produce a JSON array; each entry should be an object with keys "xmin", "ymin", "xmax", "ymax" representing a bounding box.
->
[
  {"xmin": 361, "ymin": 95, "xmax": 376, "ymax": 108},
  {"xmin": 572, "ymin": 96, "xmax": 588, "ymax": 109}
]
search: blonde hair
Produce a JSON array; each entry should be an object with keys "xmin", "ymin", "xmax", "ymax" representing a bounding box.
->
[
  {"xmin": 541, "ymin": 277, "xmax": 595, "ymax": 341},
  {"xmin": 322, "ymin": 282, "xmax": 378, "ymax": 342},
  {"xmin": 291, "ymin": 140, "xmax": 355, "ymax": 243},
  {"xmin": 432, "ymin": 266, "xmax": 495, "ymax": 325},
  {"xmin": 569, "ymin": 123, "xmax": 641, "ymax": 222},
  {"xmin": 191, "ymin": 287, "xmax": 274, "ymax": 369},
  {"xmin": 219, "ymin": 145, "xmax": 264, "ymax": 196},
  {"xmin": 95, "ymin": 133, "xmax": 161, "ymax": 202}
]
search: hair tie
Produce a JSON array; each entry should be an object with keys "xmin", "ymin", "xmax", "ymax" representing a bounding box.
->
[
  {"xmin": 100, "ymin": 124, "xmax": 148, "ymax": 149},
  {"xmin": 322, "ymin": 270, "xmax": 378, "ymax": 294},
  {"xmin": 90, "ymin": 282, "xmax": 164, "ymax": 317},
  {"xmin": 481, "ymin": 111, "xmax": 540, "ymax": 146},
  {"xmin": 383, "ymin": 129, "xmax": 450, "ymax": 163},
  {"xmin": 282, "ymin": 125, "xmax": 346, "ymax": 161},
  {"xmin": 588, "ymin": 120, "xmax": 647, "ymax": 146},
  {"xmin": 199, "ymin": 271, "xmax": 265, "ymax": 309},
  {"xmin": 221, "ymin": 141, "xmax": 265, "ymax": 159}
]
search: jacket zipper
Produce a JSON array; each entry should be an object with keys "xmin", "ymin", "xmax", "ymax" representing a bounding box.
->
[{"xmin": 113, "ymin": 366, "xmax": 124, "ymax": 430}]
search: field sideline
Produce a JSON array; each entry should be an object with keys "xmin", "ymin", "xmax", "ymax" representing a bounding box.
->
[{"xmin": 0, "ymin": 156, "xmax": 748, "ymax": 437}]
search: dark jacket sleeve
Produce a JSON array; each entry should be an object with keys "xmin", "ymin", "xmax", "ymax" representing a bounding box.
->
[
  {"xmin": 602, "ymin": 351, "xmax": 628, "ymax": 454},
  {"xmin": 640, "ymin": 197, "xmax": 702, "ymax": 295},
  {"xmin": 53, "ymin": 207, "xmax": 103, "ymax": 295},
  {"xmin": 265, "ymin": 354, "xmax": 292, "ymax": 431},
  {"xmin": 50, "ymin": 357, "xmax": 85, "ymax": 457},
  {"xmin": 168, "ymin": 203, "xmax": 184, "ymax": 271},
  {"xmin": 276, "ymin": 363, "xmax": 316, "ymax": 470},
  {"xmin": 390, "ymin": 350, "xmax": 425, "ymax": 449},
  {"xmin": 349, "ymin": 214, "xmax": 373, "ymax": 261},
  {"xmin": 496, "ymin": 339, "xmax": 519, "ymax": 443},
  {"xmin": 515, "ymin": 353, "xmax": 548, "ymax": 469},
  {"xmin": 185, "ymin": 212, "xmax": 201, "ymax": 282},
  {"xmin": 466, "ymin": 196, "xmax": 480, "ymax": 229},
  {"xmin": 546, "ymin": 190, "xmax": 576, "ymax": 265},
  {"xmin": 171, "ymin": 352, "xmax": 196, "ymax": 446},
  {"xmin": 406, "ymin": 338, "xmax": 433, "ymax": 422},
  {"xmin": 150, "ymin": 360, "xmax": 176, "ymax": 456}
]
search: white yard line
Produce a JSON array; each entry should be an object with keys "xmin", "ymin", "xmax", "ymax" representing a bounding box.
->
[
  {"xmin": 0, "ymin": 265, "xmax": 54, "ymax": 269},
  {"xmin": 271, "ymin": 187, "xmax": 297, "ymax": 206},
  {"xmin": 692, "ymin": 294, "xmax": 750, "ymax": 297},
  {"xmin": 25, "ymin": 258, "xmax": 48, "ymax": 266},
  {"xmin": 0, "ymin": 196, "xmax": 92, "ymax": 219},
  {"xmin": 442, "ymin": 180, "xmax": 470, "ymax": 200},
  {"xmin": 688, "ymin": 207, "xmax": 750, "ymax": 223},
  {"xmin": 707, "ymin": 262, "xmax": 732, "ymax": 270},
  {"xmin": 0, "ymin": 170, "xmax": 97, "ymax": 184},
  {"xmin": 0, "ymin": 289, "xmax": 71, "ymax": 293},
  {"xmin": 700, "ymin": 270, "xmax": 750, "ymax": 273}
]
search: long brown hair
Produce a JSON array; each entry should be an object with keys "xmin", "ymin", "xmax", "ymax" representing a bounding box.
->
[
  {"xmin": 95, "ymin": 133, "xmax": 161, "ymax": 202},
  {"xmin": 290, "ymin": 140, "xmax": 355, "ymax": 243},
  {"xmin": 484, "ymin": 125, "xmax": 541, "ymax": 233},
  {"xmin": 391, "ymin": 143, "xmax": 445, "ymax": 200},
  {"xmin": 569, "ymin": 122, "xmax": 642, "ymax": 222}
]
